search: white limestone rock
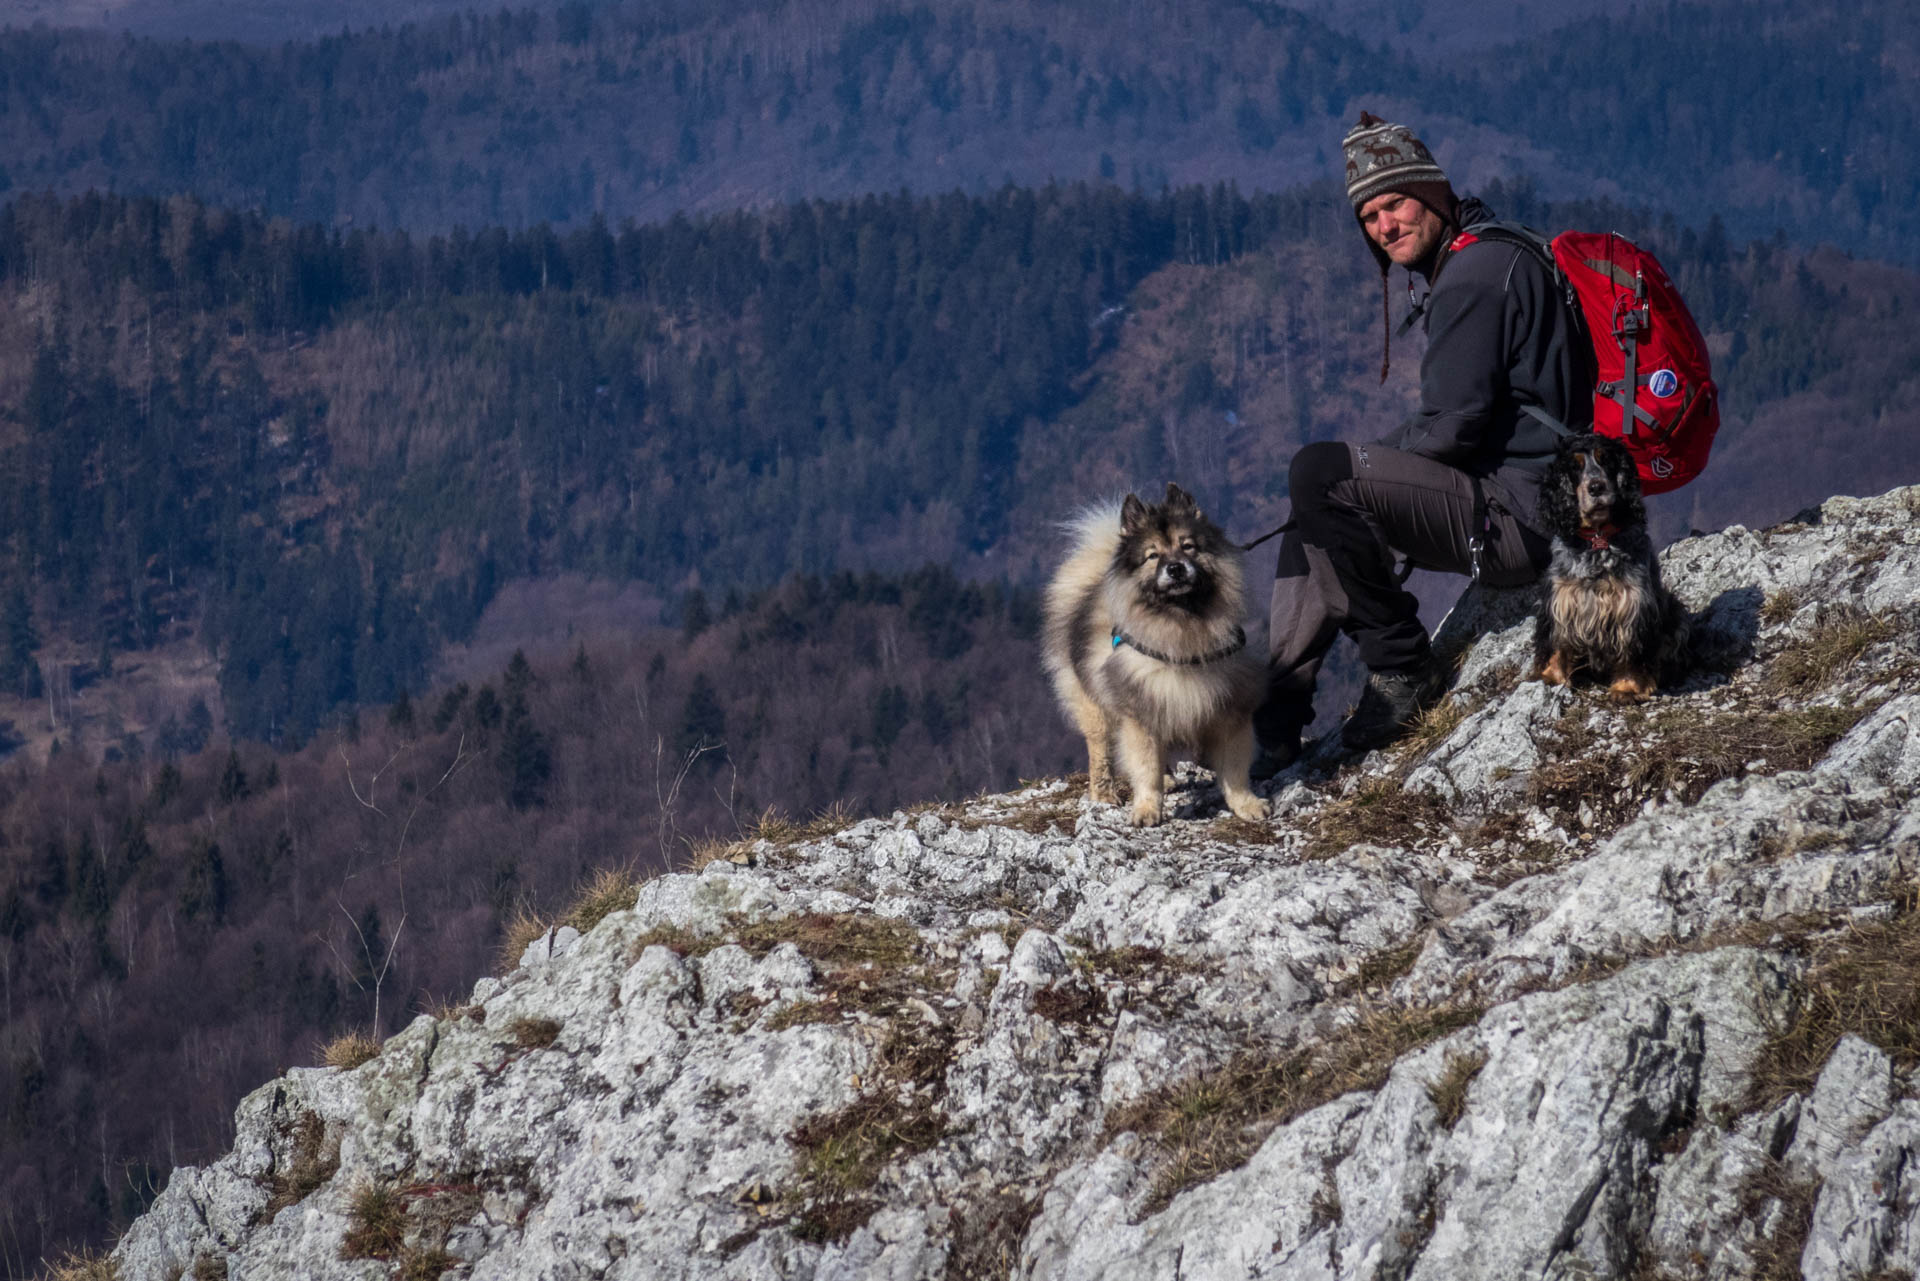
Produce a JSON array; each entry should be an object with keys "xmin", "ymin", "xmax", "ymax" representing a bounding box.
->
[
  {"xmin": 110, "ymin": 485, "xmax": 1920, "ymax": 1281},
  {"xmin": 1403, "ymin": 678, "xmax": 1572, "ymax": 809}
]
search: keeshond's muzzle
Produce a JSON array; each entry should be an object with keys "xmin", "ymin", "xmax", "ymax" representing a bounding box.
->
[{"xmin": 1157, "ymin": 558, "xmax": 1197, "ymax": 595}]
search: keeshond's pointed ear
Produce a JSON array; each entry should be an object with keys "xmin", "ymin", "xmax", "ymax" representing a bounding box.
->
[
  {"xmin": 1164, "ymin": 483, "xmax": 1196, "ymax": 512},
  {"xmin": 1120, "ymin": 493, "xmax": 1149, "ymax": 533}
]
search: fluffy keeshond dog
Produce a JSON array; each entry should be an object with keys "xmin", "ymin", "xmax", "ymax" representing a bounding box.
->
[{"xmin": 1043, "ymin": 483, "xmax": 1270, "ymax": 827}]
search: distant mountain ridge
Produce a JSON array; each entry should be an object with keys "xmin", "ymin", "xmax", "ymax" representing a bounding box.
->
[{"xmin": 0, "ymin": 0, "xmax": 1911, "ymax": 263}]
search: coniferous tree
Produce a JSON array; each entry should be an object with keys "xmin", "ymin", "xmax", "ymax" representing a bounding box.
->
[
  {"xmin": 432, "ymin": 683, "xmax": 470, "ymax": 732},
  {"xmin": 675, "ymin": 673, "xmax": 727, "ymax": 771},
  {"xmin": 681, "ymin": 589, "xmax": 712, "ymax": 639},
  {"xmin": 218, "ymin": 750, "xmax": 250, "ymax": 805},
  {"xmin": 470, "ymin": 685, "xmax": 503, "ymax": 732},
  {"xmin": 503, "ymin": 651, "xmax": 535, "ymax": 702},
  {"xmin": 350, "ymin": 903, "xmax": 386, "ymax": 1000},
  {"xmin": 31, "ymin": 840, "xmax": 67, "ymax": 913},
  {"xmin": 0, "ymin": 587, "xmax": 38, "ymax": 698},
  {"xmin": 498, "ymin": 694, "xmax": 552, "ymax": 810},
  {"xmin": 68, "ymin": 835, "xmax": 109, "ymax": 922},
  {"xmin": 178, "ymin": 839, "xmax": 228, "ymax": 926}
]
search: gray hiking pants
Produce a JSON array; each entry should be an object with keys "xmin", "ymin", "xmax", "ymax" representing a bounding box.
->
[{"xmin": 1255, "ymin": 440, "xmax": 1550, "ymax": 743}]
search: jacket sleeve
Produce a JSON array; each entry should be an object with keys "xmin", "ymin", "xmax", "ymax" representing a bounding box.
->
[{"xmin": 1377, "ymin": 244, "xmax": 1519, "ymax": 466}]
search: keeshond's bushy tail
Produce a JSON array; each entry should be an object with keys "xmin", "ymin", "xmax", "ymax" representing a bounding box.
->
[{"xmin": 1041, "ymin": 500, "xmax": 1124, "ymax": 690}]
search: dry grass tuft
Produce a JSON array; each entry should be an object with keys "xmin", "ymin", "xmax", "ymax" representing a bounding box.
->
[
  {"xmin": 691, "ymin": 802, "xmax": 868, "ymax": 869},
  {"xmin": 980, "ymin": 796, "xmax": 1084, "ymax": 835},
  {"xmin": 629, "ymin": 922, "xmax": 707, "ymax": 957},
  {"xmin": 1427, "ymin": 1049, "xmax": 1488, "ymax": 1128},
  {"xmin": 1078, "ymin": 944, "xmax": 1211, "ymax": 985},
  {"xmin": 39, "ymin": 1248, "xmax": 118, "ymax": 1281},
  {"xmin": 1106, "ymin": 1002, "xmax": 1483, "ymax": 1212},
  {"xmin": 765, "ymin": 999, "xmax": 840, "ymax": 1031},
  {"xmin": 1529, "ymin": 702, "xmax": 1872, "ymax": 838},
  {"xmin": 631, "ymin": 911, "xmax": 921, "ymax": 971},
  {"xmin": 336, "ymin": 1178, "xmax": 480, "ymax": 1276},
  {"xmin": 1338, "ymin": 937, "xmax": 1427, "ymax": 996},
  {"xmin": 637, "ymin": 909, "xmax": 954, "ymax": 1242},
  {"xmin": 787, "ymin": 1088, "xmax": 947, "ymax": 1243},
  {"xmin": 1743, "ymin": 887, "xmax": 1920, "ymax": 1112},
  {"xmin": 1207, "ymin": 814, "xmax": 1273, "ymax": 844},
  {"xmin": 394, "ymin": 1248, "xmax": 458, "ymax": 1281},
  {"xmin": 562, "ymin": 866, "xmax": 639, "ymax": 934},
  {"xmin": 1307, "ymin": 778, "xmax": 1452, "ymax": 858},
  {"xmin": 505, "ymin": 1017, "xmax": 563, "ymax": 1051},
  {"xmin": 779, "ymin": 955, "xmax": 958, "ymax": 1242},
  {"xmin": 1733, "ymin": 1157, "xmax": 1821, "ymax": 1281},
  {"xmin": 1397, "ymin": 693, "xmax": 1481, "ymax": 763},
  {"xmin": 496, "ymin": 907, "xmax": 554, "ymax": 973},
  {"xmin": 1766, "ymin": 607, "xmax": 1897, "ymax": 692},
  {"xmin": 1030, "ymin": 982, "xmax": 1105, "ymax": 1024},
  {"xmin": 417, "ymin": 991, "xmax": 476, "ymax": 1022},
  {"xmin": 189, "ymin": 1256, "xmax": 227, "ymax": 1281},
  {"xmin": 321, "ymin": 1030, "xmax": 381, "ymax": 1071},
  {"xmin": 790, "ymin": 1091, "xmax": 946, "ymax": 1197},
  {"xmin": 942, "ymin": 1188, "xmax": 1042, "ymax": 1281},
  {"xmin": 1462, "ymin": 810, "xmax": 1565, "ymax": 884},
  {"xmin": 683, "ymin": 835, "xmax": 735, "ymax": 871},
  {"xmin": 949, "ymin": 787, "xmax": 1084, "ymax": 835},
  {"xmin": 1758, "ymin": 588, "xmax": 1804, "ymax": 626},
  {"xmin": 645, "ymin": 913, "xmax": 937, "ymax": 1045},
  {"xmin": 261, "ymin": 1111, "xmax": 340, "ymax": 1220},
  {"xmin": 339, "ymin": 1182, "xmax": 409, "ymax": 1261}
]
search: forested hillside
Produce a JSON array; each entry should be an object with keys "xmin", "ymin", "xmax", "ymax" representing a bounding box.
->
[
  {"xmin": 0, "ymin": 181, "xmax": 1913, "ymax": 757},
  {"xmin": 0, "ymin": 567, "xmax": 1073, "ymax": 1272},
  {"xmin": 0, "ymin": 0, "xmax": 1912, "ymax": 261},
  {"xmin": 0, "ymin": 181, "xmax": 1293, "ymax": 744}
]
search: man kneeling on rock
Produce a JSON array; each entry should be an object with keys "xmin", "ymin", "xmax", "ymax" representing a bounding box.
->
[{"xmin": 1253, "ymin": 112, "xmax": 1596, "ymax": 776}]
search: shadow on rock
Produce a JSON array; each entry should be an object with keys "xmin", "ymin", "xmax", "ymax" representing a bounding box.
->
[{"xmin": 1689, "ymin": 584, "xmax": 1763, "ymax": 673}]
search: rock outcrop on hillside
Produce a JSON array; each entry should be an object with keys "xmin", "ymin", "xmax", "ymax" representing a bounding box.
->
[{"xmin": 111, "ymin": 488, "xmax": 1920, "ymax": 1281}]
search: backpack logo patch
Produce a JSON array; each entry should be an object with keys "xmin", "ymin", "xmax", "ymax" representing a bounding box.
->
[{"xmin": 1648, "ymin": 369, "xmax": 1679, "ymax": 398}]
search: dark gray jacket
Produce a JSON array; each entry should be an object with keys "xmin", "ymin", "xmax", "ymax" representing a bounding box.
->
[{"xmin": 1377, "ymin": 197, "xmax": 1595, "ymax": 526}]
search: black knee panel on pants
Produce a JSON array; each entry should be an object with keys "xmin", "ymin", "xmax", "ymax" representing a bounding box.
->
[{"xmin": 1288, "ymin": 441, "xmax": 1354, "ymax": 513}]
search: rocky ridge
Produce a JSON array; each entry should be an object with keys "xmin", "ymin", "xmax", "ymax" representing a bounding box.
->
[{"xmin": 109, "ymin": 486, "xmax": 1920, "ymax": 1281}]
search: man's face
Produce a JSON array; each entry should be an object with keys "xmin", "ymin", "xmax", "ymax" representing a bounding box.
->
[{"xmin": 1358, "ymin": 191, "xmax": 1446, "ymax": 268}]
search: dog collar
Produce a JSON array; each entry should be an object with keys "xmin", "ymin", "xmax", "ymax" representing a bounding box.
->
[
  {"xmin": 1112, "ymin": 625, "xmax": 1247, "ymax": 666},
  {"xmin": 1580, "ymin": 523, "xmax": 1622, "ymax": 550}
]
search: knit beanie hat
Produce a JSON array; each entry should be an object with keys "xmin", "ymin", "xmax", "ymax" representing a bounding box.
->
[
  {"xmin": 1344, "ymin": 112, "xmax": 1452, "ymax": 217},
  {"xmin": 1341, "ymin": 111, "xmax": 1459, "ymax": 379}
]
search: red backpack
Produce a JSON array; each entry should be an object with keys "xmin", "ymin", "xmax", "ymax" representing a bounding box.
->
[{"xmin": 1450, "ymin": 222, "xmax": 1719, "ymax": 494}]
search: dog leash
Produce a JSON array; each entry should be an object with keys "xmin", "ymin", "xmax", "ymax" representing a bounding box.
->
[
  {"xmin": 1235, "ymin": 518, "xmax": 1292, "ymax": 552},
  {"xmin": 1235, "ymin": 515, "xmax": 1422, "ymax": 583}
]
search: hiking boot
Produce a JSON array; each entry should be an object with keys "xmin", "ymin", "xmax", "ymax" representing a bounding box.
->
[
  {"xmin": 1341, "ymin": 660, "xmax": 1448, "ymax": 752},
  {"xmin": 1251, "ymin": 699, "xmax": 1312, "ymax": 781},
  {"xmin": 1249, "ymin": 733, "xmax": 1301, "ymax": 782}
]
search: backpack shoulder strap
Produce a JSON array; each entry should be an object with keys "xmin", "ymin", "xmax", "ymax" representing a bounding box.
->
[
  {"xmin": 1458, "ymin": 218, "xmax": 1557, "ymax": 264},
  {"xmin": 1460, "ymin": 220, "xmax": 1589, "ymax": 440}
]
